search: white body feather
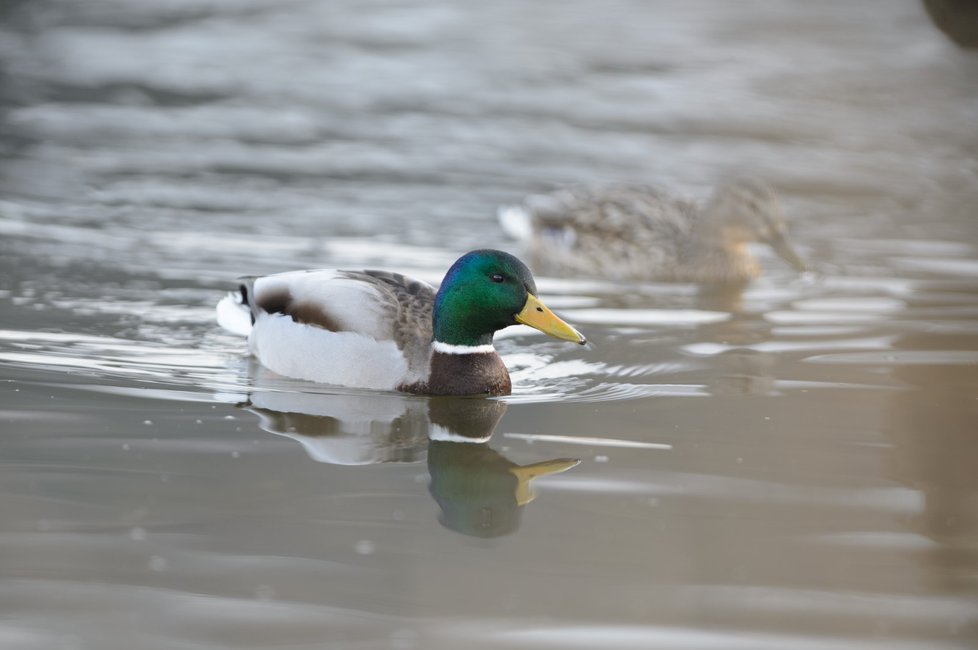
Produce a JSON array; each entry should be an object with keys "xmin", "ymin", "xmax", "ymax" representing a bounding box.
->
[
  {"xmin": 216, "ymin": 293, "xmax": 252, "ymax": 336},
  {"xmin": 216, "ymin": 269, "xmax": 427, "ymax": 390},
  {"xmin": 252, "ymin": 271, "xmax": 394, "ymax": 339},
  {"xmin": 249, "ymin": 313, "xmax": 408, "ymax": 389}
]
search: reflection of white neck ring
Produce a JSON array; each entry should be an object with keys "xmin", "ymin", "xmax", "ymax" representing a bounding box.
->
[
  {"xmin": 432, "ymin": 341, "xmax": 496, "ymax": 355},
  {"xmin": 429, "ymin": 424, "xmax": 492, "ymax": 444}
]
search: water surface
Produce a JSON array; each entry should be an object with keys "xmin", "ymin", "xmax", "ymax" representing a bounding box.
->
[{"xmin": 1, "ymin": 1, "xmax": 977, "ymax": 649}]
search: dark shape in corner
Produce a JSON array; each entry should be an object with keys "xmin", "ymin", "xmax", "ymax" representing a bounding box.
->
[{"xmin": 922, "ymin": 0, "xmax": 978, "ymax": 47}]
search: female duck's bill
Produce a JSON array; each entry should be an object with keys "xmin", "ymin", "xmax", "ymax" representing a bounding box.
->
[
  {"xmin": 766, "ymin": 230, "xmax": 806, "ymax": 273},
  {"xmin": 216, "ymin": 249, "xmax": 586, "ymax": 396}
]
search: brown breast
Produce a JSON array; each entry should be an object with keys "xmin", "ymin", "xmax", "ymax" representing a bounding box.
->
[{"xmin": 400, "ymin": 351, "xmax": 511, "ymax": 396}]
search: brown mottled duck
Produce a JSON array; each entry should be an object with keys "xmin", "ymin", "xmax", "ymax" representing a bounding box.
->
[{"xmin": 500, "ymin": 178, "xmax": 806, "ymax": 285}]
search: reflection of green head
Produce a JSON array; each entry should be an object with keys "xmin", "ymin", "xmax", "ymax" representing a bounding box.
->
[
  {"xmin": 427, "ymin": 442, "xmax": 580, "ymax": 538},
  {"xmin": 427, "ymin": 397, "xmax": 517, "ymax": 537},
  {"xmin": 426, "ymin": 397, "xmax": 580, "ymax": 538},
  {"xmin": 427, "ymin": 441, "xmax": 523, "ymax": 538}
]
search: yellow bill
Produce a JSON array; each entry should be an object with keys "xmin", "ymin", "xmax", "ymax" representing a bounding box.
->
[{"xmin": 515, "ymin": 293, "xmax": 587, "ymax": 345}]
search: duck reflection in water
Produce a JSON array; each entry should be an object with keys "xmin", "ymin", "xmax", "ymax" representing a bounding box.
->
[
  {"xmin": 245, "ymin": 390, "xmax": 430, "ymax": 465},
  {"xmin": 426, "ymin": 397, "xmax": 579, "ymax": 538},
  {"xmin": 240, "ymin": 390, "xmax": 579, "ymax": 538}
]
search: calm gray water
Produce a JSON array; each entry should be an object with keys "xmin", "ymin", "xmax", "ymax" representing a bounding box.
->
[{"xmin": 1, "ymin": 1, "xmax": 977, "ymax": 649}]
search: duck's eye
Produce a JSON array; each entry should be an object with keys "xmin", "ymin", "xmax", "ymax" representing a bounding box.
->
[{"xmin": 490, "ymin": 273, "xmax": 505, "ymax": 283}]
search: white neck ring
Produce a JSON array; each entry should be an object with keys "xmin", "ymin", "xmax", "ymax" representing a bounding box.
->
[{"xmin": 432, "ymin": 341, "xmax": 496, "ymax": 355}]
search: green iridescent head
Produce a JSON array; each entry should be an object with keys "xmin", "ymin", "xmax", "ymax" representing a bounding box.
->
[{"xmin": 432, "ymin": 249, "xmax": 585, "ymax": 347}]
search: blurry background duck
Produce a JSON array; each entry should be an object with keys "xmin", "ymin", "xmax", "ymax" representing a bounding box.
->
[
  {"xmin": 217, "ymin": 249, "xmax": 586, "ymax": 396},
  {"xmin": 239, "ymin": 390, "xmax": 579, "ymax": 538},
  {"xmin": 499, "ymin": 178, "xmax": 807, "ymax": 285}
]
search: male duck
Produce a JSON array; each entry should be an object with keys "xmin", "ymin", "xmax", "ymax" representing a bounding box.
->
[
  {"xmin": 216, "ymin": 249, "xmax": 586, "ymax": 396},
  {"xmin": 499, "ymin": 178, "xmax": 807, "ymax": 284}
]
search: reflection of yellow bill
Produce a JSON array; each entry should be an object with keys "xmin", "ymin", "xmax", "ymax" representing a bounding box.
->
[
  {"xmin": 512, "ymin": 458, "xmax": 582, "ymax": 505},
  {"xmin": 515, "ymin": 294, "xmax": 587, "ymax": 345}
]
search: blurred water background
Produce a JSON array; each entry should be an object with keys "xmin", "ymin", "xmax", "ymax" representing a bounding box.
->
[{"xmin": 1, "ymin": 1, "xmax": 977, "ymax": 648}]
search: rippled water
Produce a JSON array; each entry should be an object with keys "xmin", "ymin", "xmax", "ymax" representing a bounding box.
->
[{"xmin": 1, "ymin": 1, "xmax": 977, "ymax": 648}]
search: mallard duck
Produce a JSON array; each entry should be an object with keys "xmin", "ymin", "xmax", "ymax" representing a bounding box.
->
[
  {"xmin": 216, "ymin": 249, "xmax": 586, "ymax": 395},
  {"xmin": 499, "ymin": 178, "xmax": 806, "ymax": 284}
]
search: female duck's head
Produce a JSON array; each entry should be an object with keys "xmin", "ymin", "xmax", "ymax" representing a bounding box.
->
[
  {"xmin": 704, "ymin": 178, "xmax": 807, "ymax": 272},
  {"xmin": 433, "ymin": 249, "xmax": 586, "ymax": 347}
]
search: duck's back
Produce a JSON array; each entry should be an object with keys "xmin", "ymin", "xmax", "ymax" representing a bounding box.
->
[{"xmin": 510, "ymin": 185, "xmax": 699, "ymax": 281}]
